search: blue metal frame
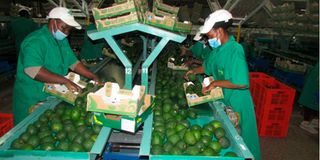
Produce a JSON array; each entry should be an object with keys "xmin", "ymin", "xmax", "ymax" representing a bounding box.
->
[{"xmin": 88, "ymin": 23, "xmax": 186, "ymax": 90}]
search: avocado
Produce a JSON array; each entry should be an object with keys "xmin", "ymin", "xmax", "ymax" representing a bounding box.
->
[
  {"xmin": 70, "ymin": 142, "xmax": 84, "ymax": 152},
  {"xmin": 27, "ymin": 124, "xmax": 38, "ymax": 135},
  {"xmin": 192, "ymin": 130, "xmax": 202, "ymax": 141},
  {"xmin": 21, "ymin": 143, "xmax": 33, "ymax": 150},
  {"xmin": 183, "ymin": 130, "xmax": 197, "ymax": 145},
  {"xmin": 208, "ymin": 141, "xmax": 222, "ymax": 153},
  {"xmin": 168, "ymin": 134, "xmax": 180, "ymax": 145},
  {"xmin": 163, "ymin": 142, "xmax": 174, "ymax": 153},
  {"xmin": 51, "ymin": 122, "xmax": 63, "ymax": 133},
  {"xmin": 27, "ymin": 135, "xmax": 40, "ymax": 148},
  {"xmin": 40, "ymin": 143, "xmax": 55, "ymax": 151},
  {"xmin": 41, "ymin": 136, "xmax": 55, "ymax": 144},
  {"xmin": 187, "ymin": 110, "xmax": 197, "ymax": 119},
  {"xmin": 195, "ymin": 141, "xmax": 206, "ymax": 152},
  {"xmin": 151, "ymin": 133, "xmax": 164, "ymax": 145},
  {"xmin": 185, "ymin": 146, "xmax": 200, "ymax": 155},
  {"xmin": 201, "ymin": 129, "xmax": 213, "ymax": 139},
  {"xmin": 57, "ymin": 141, "xmax": 70, "ymax": 151},
  {"xmin": 56, "ymin": 131, "xmax": 67, "ymax": 141},
  {"xmin": 218, "ymin": 136, "xmax": 230, "ymax": 149},
  {"xmin": 202, "ymin": 147, "xmax": 217, "ymax": 156},
  {"xmin": 224, "ymin": 151, "xmax": 238, "ymax": 157},
  {"xmin": 200, "ymin": 135, "xmax": 211, "ymax": 146},
  {"xmin": 176, "ymin": 141, "xmax": 187, "ymax": 150},
  {"xmin": 10, "ymin": 139, "xmax": 23, "ymax": 149},
  {"xmin": 210, "ymin": 120, "xmax": 223, "ymax": 130},
  {"xmin": 175, "ymin": 123, "xmax": 187, "ymax": 132},
  {"xmin": 83, "ymin": 139, "xmax": 95, "ymax": 151},
  {"xmin": 214, "ymin": 127, "xmax": 225, "ymax": 139},
  {"xmin": 19, "ymin": 132, "xmax": 30, "ymax": 143},
  {"xmin": 73, "ymin": 135, "xmax": 84, "ymax": 144},
  {"xmin": 169, "ymin": 148, "xmax": 183, "ymax": 155},
  {"xmin": 203, "ymin": 123, "xmax": 215, "ymax": 133},
  {"xmin": 151, "ymin": 144, "xmax": 163, "ymax": 155}
]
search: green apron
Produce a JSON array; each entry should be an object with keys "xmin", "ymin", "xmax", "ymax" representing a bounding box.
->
[
  {"xmin": 79, "ymin": 24, "xmax": 105, "ymax": 60},
  {"xmin": 9, "ymin": 17, "xmax": 38, "ymax": 53},
  {"xmin": 13, "ymin": 25, "xmax": 78, "ymax": 125},
  {"xmin": 298, "ymin": 62, "xmax": 319, "ymax": 110},
  {"xmin": 203, "ymin": 36, "xmax": 261, "ymax": 160},
  {"xmin": 189, "ymin": 41, "xmax": 212, "ymax": 60}
]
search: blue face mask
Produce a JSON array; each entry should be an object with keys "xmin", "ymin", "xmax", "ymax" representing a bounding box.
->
[
  {"xmin": 53, "ymin": 20, "xmax": 67, "ymax": 40},
  {"xmin": 208, "ymin": 38, "xmax": 221, "ymax": 48}
]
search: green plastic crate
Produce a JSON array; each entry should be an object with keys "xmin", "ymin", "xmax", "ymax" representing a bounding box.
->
[
  {"xmin": 0, "ymin": 97, "xmax": 111, "ymax": 160},
  {"xmin": 148, "ymin": 101, "xmax": 254, "ymax": 160}
]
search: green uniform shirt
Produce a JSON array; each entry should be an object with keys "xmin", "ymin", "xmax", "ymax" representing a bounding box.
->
[
  {"xmin": 9, "ymin": 17, "xmax": 38, "ymax": 52},
  {"xmin": 80, "ymin": 24, "xmax": 105, "ymax": 60},
  {"xmin": 189, "ymin": 41, "xmax": 212, "ymax": 60},
  {"xmin": 299, "ymin": 62, "xmax": 319, "ymax": 111},
  {"xmin": 13, "ymin": 25, "xmax": 78, "ymax": 125},
  {"xmin": 203, "ymin": 36, "xmax": 261, "ymax": 160}
]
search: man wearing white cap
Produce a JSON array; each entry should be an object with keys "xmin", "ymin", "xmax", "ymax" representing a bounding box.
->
[
  {"xmin": 13, "ymin": 7, "xmax": 99, "ymax": 125},
  {"xmin": 185, "ymin": 9, "xmax": 261, "ymax": 160}
]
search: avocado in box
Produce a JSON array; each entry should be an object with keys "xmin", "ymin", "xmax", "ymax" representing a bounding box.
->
[
  {"xmin": 183, "ymin": 76, "xmax": 224, "ymax": 107},
  {"xmin": 92, "ymin": 94, "xmax": 154, "ymax": 133},
  {"xmin": 167, "ymin": 57, "xmax": 189, "ymax": 71},
  {"xmin": 43, "ymin": 72, "xmax": 88, "ymax": 105},
  {"xmin": 87, "ymin": 82, "xmax": 146, "ymax": 117}
]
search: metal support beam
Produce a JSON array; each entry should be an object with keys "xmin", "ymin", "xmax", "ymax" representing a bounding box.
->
[
  {"xmin": 229, "ymin": 0, "xmax": 241, "ymax": 11},
  {"xmin": 240, "ymin": 0, "xmax": 268, "ymax": 25},
  {"xmin": 207, "ymin": 0, "xmax": 222, "ymax": 11},
  {"xmin": 47, "ymin": 0, "xmax": 58, "ymax": 7},
  {"xmin": 69, "ymin": 0, "xmax": 89, "ymax": 17},
  {"xmin": 223, "ymin": 0, "xmax": 234, "ymax": 10}
]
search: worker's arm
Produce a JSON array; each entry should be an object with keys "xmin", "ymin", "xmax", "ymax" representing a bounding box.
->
[
  {"xmin": 184, "ymin": 66, "xmax": 204, "ymax": 80},
  {"xmin": 202, "ymin": 80, "xmax": 246, "ymax": 94},
  {"xmin": 71, "ymin": 62, "xmax": 99, "ymax": 82},
  {"xmin": 33, "ymin": 67, "xmax": 82, "ymax": 92}
]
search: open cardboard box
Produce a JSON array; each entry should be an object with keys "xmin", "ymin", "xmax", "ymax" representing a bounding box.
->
[
  {"xmin": 183, "ymin": 76, "xmax": 224, "ymax": 107},
  {"xmin": 43, "ymin": 72, "xmax": 87, "ymax": 105},
  {"xmin": 87, "ymin": 82, "xmax": 147, "ymax": 117},
  {"xmin": 92, "ymin": 94, "xmax": 154, "ymax": 133}
]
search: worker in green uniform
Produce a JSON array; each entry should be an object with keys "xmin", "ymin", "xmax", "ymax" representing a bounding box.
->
[
  {"xmin": 299, "ymin": 62, "xmax": 319, "ymax": 134},
  {"xmin": 9, "ymin": 9, "xmax": 38, "ymax": 53},
  {"xmin": 185, "ymin": 9, "xmax": 261, "ymax": 160},
  {"xmin": 13, "ymin": 7, "xmax": 99, "ymax": 125},
  {"xmin": 180, "ymin": 27, "xmax": 212, "ymax": 67}
]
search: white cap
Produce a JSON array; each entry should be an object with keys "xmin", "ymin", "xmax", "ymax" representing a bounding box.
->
[
  {"xmin": 193, "ymin": 26, "xmax": 203, "ymax": 41},
  {"xmin": 47, "ymin": 7, "xmax": 81, "ymax": 29},
  {"xmin": 200, "ymin": 9, "xmax": 232, "ymax": 34}
]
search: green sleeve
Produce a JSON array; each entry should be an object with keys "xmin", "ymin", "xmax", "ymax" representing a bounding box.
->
[
  {"xmin": 227, "ymin": 44, "xmax": 250, "ymax": 87},
  {"xmin": 189, "ymin": 42, "xmax": 205, "ymax": 59},
  {"xmin": 21, "ymin": 40, "xmax": 44, "ymax": 68}
]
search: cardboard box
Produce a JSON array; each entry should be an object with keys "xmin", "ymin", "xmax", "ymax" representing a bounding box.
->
[
  {"xmin": 43, "ymin": 72, "xmax": 87, "ymax": 105},
  {"xmin": 92, "ymin": 95, "xmax": 154, "ymax": 133},
  {"xmin": 87, "ymin": 82, "xmax": 147, "ymax": 117},
  {"xmin": 92, "ymin": 1, "xmax": 136, "ymax": 20},
  {"xmin": 184, "ymin": 77, "xmax": 224, "ymax": 107},
  {"xmin": 274, "ymin": 57, "xmax": 307, "ymax": 73},
  {"xmin": 93, "ymin": 0, "xmax": 148, "ymax": 31},
  {"xmin": 167, "ymin": 57, "xmax": 189, "ymax": 71},
  {"xmin": 145, "ymin": 11, "xmax": 175, "ymax": 30},
  {"xmin": 153, "ymin": 7, "xmax": 177, "ymax": 18},
  {"xmin": 173, "ymin": 21, "xmax": 192, "ymax": 33},
  {"xmin": 153, "ymin": 0, "xmax": 179, "ymax": 14}
]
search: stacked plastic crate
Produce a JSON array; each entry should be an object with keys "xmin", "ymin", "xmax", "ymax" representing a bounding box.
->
[
  {"xmin": 249, "ymin": 72, "xmax": 296, "ymax": 137},
  {"xmin": 0, "ymin": 113, "xmax": 13, "ymax": 137}
]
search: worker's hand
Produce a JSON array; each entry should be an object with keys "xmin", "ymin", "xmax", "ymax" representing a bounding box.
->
[
  {"xmin": 184, "ymin": 59, "xmax": 196, "ymax": 67},
  {"xmin": 202, "ymin": 81, "xmax": 215, "ymax": 95},
  {"xmin": 184, "ymin": 70, "xmax": 194, "ymax": 81},
  {"xmin": 91, "ymin": 74, "xmax": 103, "ymax": 86},
  {"xmin": 179, "ymin": 46, "xmax": 188, "ymax": 57},
  {"xmin": 65, "ymin": 79, "xmax": 82, "ymax": 93}
]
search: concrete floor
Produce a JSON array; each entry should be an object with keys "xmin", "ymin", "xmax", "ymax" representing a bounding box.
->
[{"xmin": 0, "ymin": 77, "xmax": 318, "ymax": 160}]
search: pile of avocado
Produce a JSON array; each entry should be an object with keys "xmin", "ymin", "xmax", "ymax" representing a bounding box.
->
[
  {"xmin": 10, "ymin": 85, "xmax": 102, "ymax": 152},
  {"xmin": 151, "ymin": 46, "xmax": 237, "ymax": 157}
]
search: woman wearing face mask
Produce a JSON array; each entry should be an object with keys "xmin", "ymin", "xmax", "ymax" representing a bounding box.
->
[
  {"xmin": 185, "ymin": 9, "xmax": 261, "ymax": 160},
  {"xmin": 13, "ymin": 7, "xmax": 99, "ymax": 125}
]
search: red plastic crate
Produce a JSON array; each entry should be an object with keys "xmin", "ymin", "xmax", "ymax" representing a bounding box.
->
[
  {"xmin": 250, "ymin": 78, "xmax": 296, "ymax": 137},
  {"xmin": 258, "ymin": 121, "xmax": 289, "ymax": 137},
  {"xmin": 0, "ymin": 113, "xmax": 13, "ymax": 137},
  {"xmin": 249, "ymin": 72, "xmax": 274, "ymax": 101}
]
